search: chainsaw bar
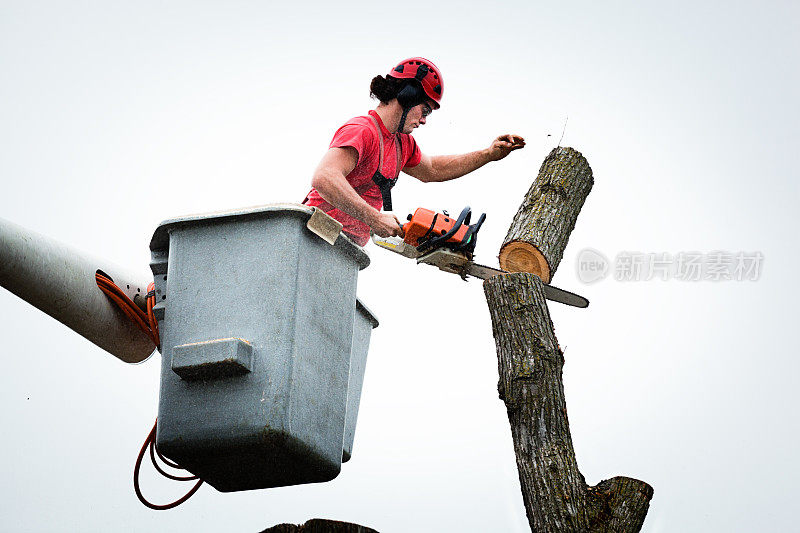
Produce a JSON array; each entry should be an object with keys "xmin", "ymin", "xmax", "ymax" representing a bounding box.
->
[
  {"xmin": 371, "ymin": 235, "xmax": 588, "ymax": 308},
  {"xmin": 464, "ymin": 262, "xmax": 589, "ymax": 308},
  {"xmin": 415, "ymin": 248, "xmax": 589, "ymax": 308}
]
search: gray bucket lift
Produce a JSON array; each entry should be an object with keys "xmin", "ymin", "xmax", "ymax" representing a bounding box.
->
[{"xmin": 149, "ymin": 204, "xmax": 378, "ymax": 492}]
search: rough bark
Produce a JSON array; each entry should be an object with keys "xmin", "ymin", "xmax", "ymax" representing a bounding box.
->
[
  {"xmin": 485, "ymin": 147, "xmax": 652, "ymax": 532},
  {"xmin": 484, "ymin": 274, "xmax": 652, "ymax": 532},
  {"xmin": 499, "ymin": 147, "xmax": 594, "ymax": 283},
  {"xmin": 261, "ymin": 519, "xmax": 378, "ymax": 533}
]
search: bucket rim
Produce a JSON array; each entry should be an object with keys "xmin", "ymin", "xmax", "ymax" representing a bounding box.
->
[{"xmin": 149, "ymin": 203, "xmax": 370, "ymax": 270}]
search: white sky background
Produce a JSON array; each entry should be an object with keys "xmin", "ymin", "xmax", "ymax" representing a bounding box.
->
[{"xmin": 1, "ymin": 1, "xmax": 798, "ymax": 531}]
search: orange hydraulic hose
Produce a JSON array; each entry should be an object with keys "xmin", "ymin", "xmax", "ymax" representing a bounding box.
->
[
  {"xmin": 95, "ymin": 273, "xmax": 155, "ymax": 345},
  {"xmin": 95, "ymin": 273, "xmax": 202, "ymax": 509},
  {"xmin": 133, "ymin": 420, "xmax": 204, "ymax": 510},
  {"xmin": 145, "ymin": 282, "xmax": 160, "ymax": 348}
]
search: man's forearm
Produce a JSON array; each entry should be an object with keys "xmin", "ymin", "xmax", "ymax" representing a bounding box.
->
[
  {"xmin": 424, "ymin": 150, "xmax": 493, "ymax": 183},
  {"xmin": 312, "ymin": 169, "xmax": 379, "ymax": 225}
]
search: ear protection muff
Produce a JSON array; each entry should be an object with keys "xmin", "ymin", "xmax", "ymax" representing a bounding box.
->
[{"xmin": 396, "ymin": 83, "xmax": 423, "ymax": 108}]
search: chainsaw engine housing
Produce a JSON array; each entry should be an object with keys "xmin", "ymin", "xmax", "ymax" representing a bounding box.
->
[{"xmin": 402, "ymin": 206, "xmax": 485, "ymax": 254}]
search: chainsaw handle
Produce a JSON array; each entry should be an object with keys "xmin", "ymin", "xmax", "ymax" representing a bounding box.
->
[{"xmin": 454, "ymin": 212, "xmax": 485, "ymax": 253}]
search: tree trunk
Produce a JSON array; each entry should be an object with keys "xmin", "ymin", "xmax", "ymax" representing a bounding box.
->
[
  {"xmin": 485, "ymin": 274, "xmax": 652, "ymax": 532},
  {"xmin": 499, "ymin": 147, "xmax": 594, "ymax": 283},
  {"xmin": 485, "ymin": 147, "xmax": 653, "ymax": 532}
]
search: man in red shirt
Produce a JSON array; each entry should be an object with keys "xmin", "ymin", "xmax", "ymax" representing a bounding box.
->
[{"xmin": 303, "ymin": 57, "xmax": 525, "ymax": 247}]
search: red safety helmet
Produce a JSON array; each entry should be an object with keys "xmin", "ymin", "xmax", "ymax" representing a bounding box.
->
[{"xmin": 388, "ymin": 57, "xmax": 443, "ymax": 109}]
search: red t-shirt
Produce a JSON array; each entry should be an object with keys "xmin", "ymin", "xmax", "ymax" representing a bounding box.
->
[{"xmin": 303, "ymin": 110, "xmax": 422, "ymax": 246}]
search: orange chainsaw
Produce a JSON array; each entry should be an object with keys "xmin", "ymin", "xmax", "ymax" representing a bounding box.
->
[{"xmin": 372, "ymin": 206, "xmax": 589, "ymax": 308}]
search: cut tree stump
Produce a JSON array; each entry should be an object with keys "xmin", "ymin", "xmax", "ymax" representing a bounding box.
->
[
  {"xmin": 485, "ymin": 147, "xmax": 653, "ymax": 532},
  {"xmin": 260, "ymin": 519, "xmax": 378, "ymax": 533},
  {"xmin": 499, "ymin": 147, "xmax": 594, "ymax": 283}
]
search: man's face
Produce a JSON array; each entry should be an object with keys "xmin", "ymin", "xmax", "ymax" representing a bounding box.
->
[{"xmin": 403, "ymin": 101, "xmax": 434, "ymax": 133}]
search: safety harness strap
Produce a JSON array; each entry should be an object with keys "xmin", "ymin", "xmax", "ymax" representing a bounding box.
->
[{"xmin": 365, "ymin": 114, "xmax": 402, "ymax": 211}]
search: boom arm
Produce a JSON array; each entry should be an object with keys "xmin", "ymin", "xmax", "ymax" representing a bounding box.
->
[{"xmin": 0, "ymin": 216, "xmax": 155, "ymax": 363}]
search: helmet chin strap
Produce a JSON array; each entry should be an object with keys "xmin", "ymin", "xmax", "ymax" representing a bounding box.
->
[
  {"xmin": 394, "ymin": 81, "xmax": 423, "ymax": 134},
  {"xmin": 396, "ymin": 107, "xmax": 410, "ymax": 134}
]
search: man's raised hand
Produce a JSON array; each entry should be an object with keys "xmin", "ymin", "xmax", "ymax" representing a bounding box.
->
[{"xmin": 488, "ymin": 134, "xmax": 526, "ymax": 161}]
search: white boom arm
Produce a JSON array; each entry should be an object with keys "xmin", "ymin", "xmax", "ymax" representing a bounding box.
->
[{"xmin": 0, "ymin": 216, "xmax": 155, "ymax": 363}]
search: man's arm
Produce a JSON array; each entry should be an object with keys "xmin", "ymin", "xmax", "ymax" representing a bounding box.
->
[
  {"xmin": 404, "ymin": 134, "xmax": 525, "ymax": 183},
  {"xmin": 311, "ymin": 147, "xmax": 403, "ymax": 237}
]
